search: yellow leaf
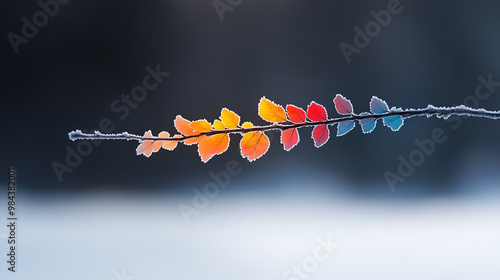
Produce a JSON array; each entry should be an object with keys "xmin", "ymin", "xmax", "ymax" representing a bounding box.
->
[
  {"xmin": 258, "ymin": 97, "xmax": 287, "ymax": 123},
  {"xmin": 242, "ymin": 122, "xmax": 253, "ymax": 128},
  {"xmin": 213, "ymin": 120, "xmax": 226, "ymax": 130},
  {"xmin": 220, "ymin": 108, "xmax": 240, "ymax": 128},
  {"xmin": 190, "ymin": 119, "xmax": 213, "ymax": 133}
]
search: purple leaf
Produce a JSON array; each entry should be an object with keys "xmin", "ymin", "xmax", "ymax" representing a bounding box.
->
[
  {"xmin": 333, "ymin": 94, "xmax": 353, "ymax": 115},
  {"xmin": 370, "ymin": 96, "xmax": 389, "ymax": 114}
]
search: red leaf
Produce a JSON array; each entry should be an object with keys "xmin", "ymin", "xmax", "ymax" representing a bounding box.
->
[
  {"xmin": 306, "ymin": 102, "xmax": 328, "ymax": 121},
  {"xmin": 312, "ymin": 124, "xmax": 330, "ymax": 148},
  {"xmin": 281, "ymin": 128, "xmax": 299, "ymax": 151},
  {"xmin": 333, "ymin": 94, "xmax": 353, "ymax": 115},
  {"xmin": 286, "ymin": 105, "xmax": 306, "ymax": 123}
]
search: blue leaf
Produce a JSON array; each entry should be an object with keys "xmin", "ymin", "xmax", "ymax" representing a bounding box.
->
[
  {"xmin": 358, "ymin": 113, "xmax": 377, "ymax": 134},
  {"xmin": 382, "ymin": 115, "xmax": 404, "ymax": 131},
  {"xmin": 370, "ymin": 96, "xmax": 389, "ymax": 114},
  {"xmin": 337, "ymin": 120, "xmax": 355, "ymax": 136}
]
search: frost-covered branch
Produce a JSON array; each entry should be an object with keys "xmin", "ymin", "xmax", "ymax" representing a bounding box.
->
[{"xmin": 68, "ymin": 95, "xmax": 500, "ymax": 162}]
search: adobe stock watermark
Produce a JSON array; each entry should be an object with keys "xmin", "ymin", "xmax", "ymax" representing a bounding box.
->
[
  {"xmin": 179, "ymin": 160, "xmax": 242, "ymax": 224},
  {"xmin": 282, "ymin": 235, "xmax": 339, "ymax": 280},
  {"xmin": 339, "ymin": 0, "xmax": 407, "ymax": 64},
  {"xmin": 213, "ymin": 0, "xmax": 243, "ymax": 22},
  {"xmin": 7, "ymin": 0, "xmax": 71, "ymax": 54},
  {"xmin": 385, "ymin": 74, "xmax": 500, "ymax": 191},
  {"xmin": 51, "ymin": 64, "xmax": 170, "ymax": 182}
]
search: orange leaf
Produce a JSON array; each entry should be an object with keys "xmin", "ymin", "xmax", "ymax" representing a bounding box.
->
[
  {"xmin": 159, "ymin": 132, "xmax": 180, "ymax": 151},
  {"xmin": 136, "ymin": 130, "xmax": 155, "ymax": 157},
  {"xmin": 190, "ymin": 119, "xmax": 213, "ymax": 132},
  {"xmin": 220, "ymin": 108, "xmax": 240, "ymax": 128},
  {"xmin": 281, "ymin": 128, "xmax": 299, "ymax": 151},
  {"xmin": 258, "ymin": 97, "xmax": 287, "ymax": 123},
  {"xmin": 213, "ymin": 120, "xmax": 226, "ymax": 130},
  {"xmin": 158, "ymin": 131, "xmax": 170, "ymax": 139},
  {"xmin": 174, "ymin": 115, "xmax": 196, "ymax": 136},
  {"xmin": 153, "ymin": 132, "xmax": 166, "ymax": 152},
  {"xmin": 174, "ymin": 115, "xmax": 201, "ymax": 145},
  {"xmin": 240, "ymin": 132, "xmax": 270, "ymax": 161},
  {"xmin": 197, "ymin": 134, "xmax": 230, "ymax": 163},
  {"xmin": 184, "ymin": 136, "xmax": 201, "ymax": 145}
]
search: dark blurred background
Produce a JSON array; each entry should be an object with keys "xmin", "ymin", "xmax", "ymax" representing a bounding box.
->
[
  {"xmin": 2, "ymin": 0, "xmax": 500, "ymax": 195},
  {"xmin": 2, "ymin": 1, "xmax": 500, "ymax": 280}
]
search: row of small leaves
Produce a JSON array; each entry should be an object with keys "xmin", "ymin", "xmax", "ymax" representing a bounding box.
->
[{"xmin": 136, "ymin": 95, "xmax": 404, "ymax": 162}]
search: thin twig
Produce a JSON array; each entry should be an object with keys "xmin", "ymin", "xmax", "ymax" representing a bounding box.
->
[{"xmin": 68, "ymin": 105, "xmax": 500, "ymax": 142}]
